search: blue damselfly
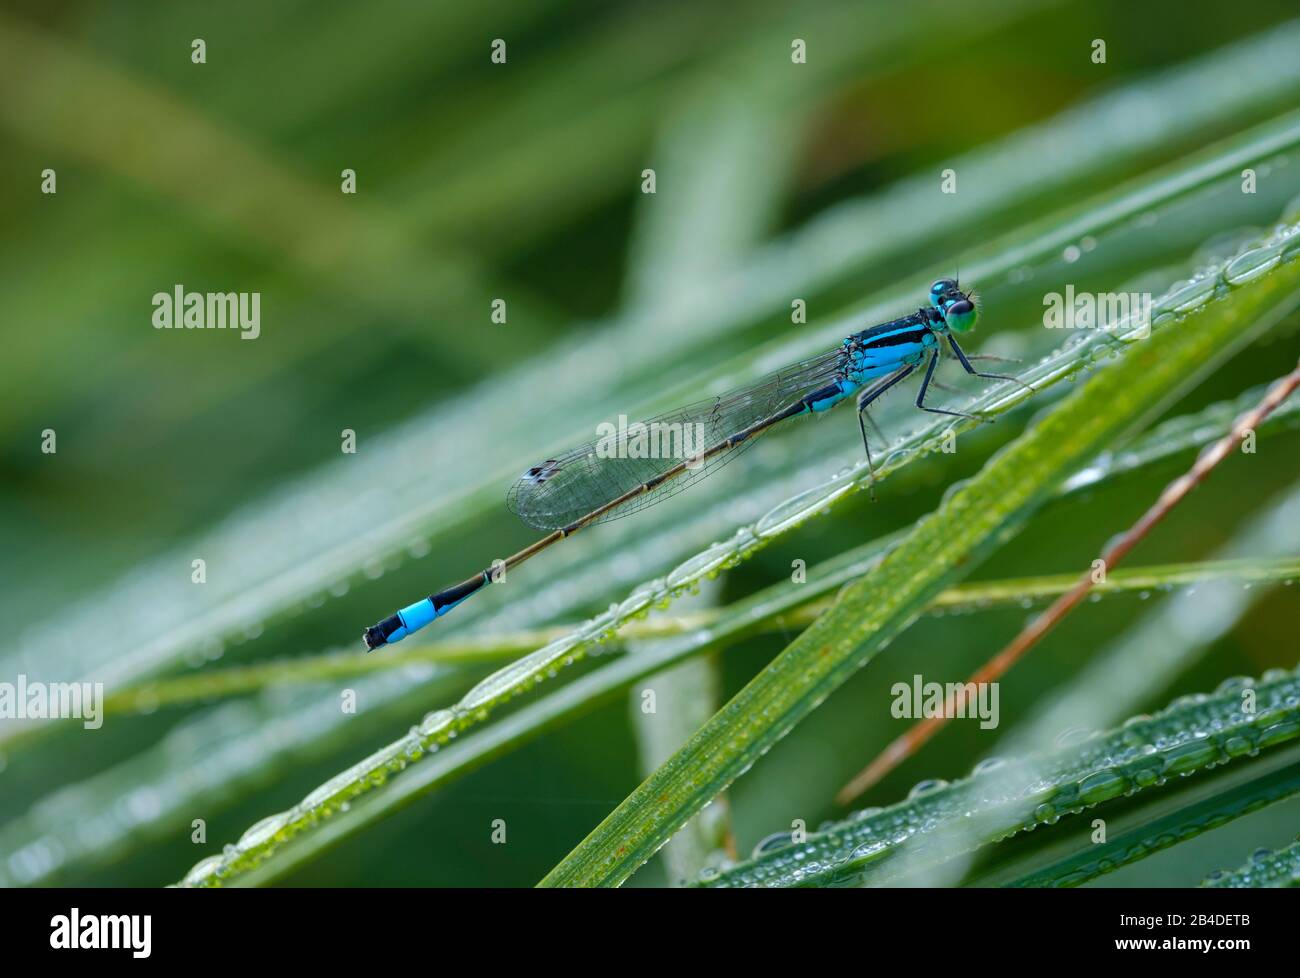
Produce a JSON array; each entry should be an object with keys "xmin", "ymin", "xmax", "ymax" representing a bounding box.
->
[{"xmin": 363, "ymin": 279, "xmax": 1022, "ymax": 650}]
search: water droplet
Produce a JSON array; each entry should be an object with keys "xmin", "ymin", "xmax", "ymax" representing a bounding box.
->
[
  {"xmin": 908, "ymin": 778, "xmax": 948, "ymax": 798},
  {"xmin": 751, "ymin": 831, "xmax": 795, "ymax": 858}
]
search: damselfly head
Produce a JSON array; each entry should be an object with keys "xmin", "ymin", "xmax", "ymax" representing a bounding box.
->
[{"xmin": 930, "ymin": 278, "xmax": 979, "ymax": 333}]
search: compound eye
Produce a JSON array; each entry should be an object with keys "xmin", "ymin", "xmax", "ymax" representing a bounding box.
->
[
  {"xmin": 930, "ymin": 278, "xmax": 956, "ymax": 296},
  {"xmin": 946, "ymin": 298, "xmax": 973, "ymax": 316}
]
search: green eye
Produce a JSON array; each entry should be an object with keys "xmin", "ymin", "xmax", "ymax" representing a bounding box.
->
[{"xmin": 944, "ymin": 298, "xmax": 977, "ymax": 332}]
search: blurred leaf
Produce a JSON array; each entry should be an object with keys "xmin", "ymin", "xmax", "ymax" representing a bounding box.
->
[
  {"xmin": 703, "ymin": 667, "xmax": 1300, "ymax": 888},
  {"xmin": 1204, "ymin": 832, "xmax": 1300, "ymax": 887},
  {"xmin": 996, "ymin": 751, "xmax": 1300, "ymax": 887}
]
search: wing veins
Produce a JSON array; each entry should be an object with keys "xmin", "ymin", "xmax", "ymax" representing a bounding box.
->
[{"xmin": 508, "ymin": 348, "xmax": 848, "ymax": 530}]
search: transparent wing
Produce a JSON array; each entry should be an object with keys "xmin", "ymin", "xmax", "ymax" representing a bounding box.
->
[{"xmin": 507, "ymin": 347, "xmax": 849, "ymax": 530}]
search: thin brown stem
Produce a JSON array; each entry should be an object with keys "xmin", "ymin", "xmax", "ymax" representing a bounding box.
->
[{"xmin": 836, "ymin": 359, "xmax": 1300, "ymax": 807}]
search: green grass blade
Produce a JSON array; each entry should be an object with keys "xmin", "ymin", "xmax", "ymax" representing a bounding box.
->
[
  {"xmin": 106, "ymin": 553, "xmax": 1300, "ymax": 714},
  {"xmin": 1204, "ymin": 833, "xmax": 1300, "ymax": 887},
  {"xmin": 168, "ymin": 219, "xmax": 1300, "ymax": 887},
  {"xmin": 702, "ymin": 667, "xmax": 1300, "ymax": 888},
  {"xmin": 1004, "ymin": 476, "xmax": 1300, "ymax": 762},
  {"xmin": 540, "ymin": 225, "xmax": 1300, "ymax": 887},
  {"xmin": 995, "ymin": 750, "xmax": 1300, "ymax": 887}
]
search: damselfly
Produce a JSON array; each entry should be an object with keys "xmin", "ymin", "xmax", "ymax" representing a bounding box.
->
[{"xmin": 363, "ymin": 279, "xmax": 1023, "ymax": 650}]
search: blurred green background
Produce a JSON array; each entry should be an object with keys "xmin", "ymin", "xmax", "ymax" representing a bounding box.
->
[{"xmin": 1, "ymin": 0, "xmax": 1298, "ymax": 887}]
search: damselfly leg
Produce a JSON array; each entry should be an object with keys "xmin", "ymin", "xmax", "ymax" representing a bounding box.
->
[
  {"xmin": 856, "ymin": 366, "xmax": 914, "ymax": 501},
  {"xmin": 915, "ymin": 351, "xmax": 987, "ymax": 422},
  {"xmin": 947, "ymin": 335, "xmax": 1035, "ymax": 395}
]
